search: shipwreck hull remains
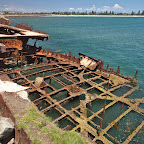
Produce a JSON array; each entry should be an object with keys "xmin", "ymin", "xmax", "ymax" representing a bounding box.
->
[{"xmin": 0, "ymin": 18, "xmax": 144, "ymax": 144}]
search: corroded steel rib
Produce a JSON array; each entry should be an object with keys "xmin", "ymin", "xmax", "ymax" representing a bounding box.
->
[{"xmin": 1, "ymin": 49, "xmax": 143, "ymax": 144}]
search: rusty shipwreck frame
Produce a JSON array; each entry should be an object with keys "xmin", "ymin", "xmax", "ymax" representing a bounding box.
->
[
  {"xmin": 0, "ymin": 19, "xmax": 144, "ymax": 144},
  {"xmin": 1, "ymin": 51, "xmax": 143, "ymax": 144}
]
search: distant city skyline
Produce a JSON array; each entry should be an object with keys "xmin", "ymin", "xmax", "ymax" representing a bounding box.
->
[{"xmin": 0, "ymin": 0, "xmax": 143, "ymax": 13}]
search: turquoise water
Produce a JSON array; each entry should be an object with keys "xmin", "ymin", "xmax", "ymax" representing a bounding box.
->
[
  {"xmin": 9, "ymin": 16, "xmax": 144, "ymax": 92},
  {"xmin": 9, "ymin": 16, "xmax": 144, "ymax": 94},
  {"xmin": 8, "ymin": 16, "xmax": 144, "ymax": 143}
]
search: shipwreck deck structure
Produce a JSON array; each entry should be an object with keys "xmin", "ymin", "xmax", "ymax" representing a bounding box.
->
[{"xmin": 0, "ymin": 18, "xmax": 143, "ymax": 144}]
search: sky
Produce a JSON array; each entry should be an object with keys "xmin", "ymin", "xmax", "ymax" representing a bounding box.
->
[{"xmin": 0, "ymin": 0, "xmax": 143, "ymax": 13}]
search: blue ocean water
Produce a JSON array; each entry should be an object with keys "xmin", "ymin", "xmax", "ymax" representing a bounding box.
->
[
  {"xmin": 8, "ymin": 16, "xmax": 144, "ymax": 143},
  {"xmin": 9, "ymin": 16, "xmax": 144, "ymax": 95}
]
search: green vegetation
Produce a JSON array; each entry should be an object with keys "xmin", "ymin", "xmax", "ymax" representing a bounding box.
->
[
  {"xmin": 1, "ymin": 10, "xmax": 144, "ymax": 16},
  {"xmin": 32, "ymin": 137, "xmax": 43, "ymax": 144},
  {"xmin": 17, "ymin": 106, "xmax": 89, "ymax": 144},
  {"xmin": 50, "ymin": 127, "xmax": 88, "ymax": 144}
]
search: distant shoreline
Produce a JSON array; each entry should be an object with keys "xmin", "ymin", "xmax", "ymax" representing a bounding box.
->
[{"xmin": 1, "ymin": 14, "xmax": 144, "ymax": 17}]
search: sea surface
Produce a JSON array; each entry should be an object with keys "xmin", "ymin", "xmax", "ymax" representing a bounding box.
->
[
  {"xmin": 9, "ymin": 16, "xmax": 144, "ymax": 143},
  {"xmin": 9, "ymin": 16, "xmax": 144, "ymax": 92}
]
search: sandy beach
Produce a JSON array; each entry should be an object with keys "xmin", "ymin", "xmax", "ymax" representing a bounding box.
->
[{"xmin": 1, "ymin": 14, "xmax": 144, "ymax": 18}]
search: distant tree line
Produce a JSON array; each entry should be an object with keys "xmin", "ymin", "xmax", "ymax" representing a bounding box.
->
[
  {"xmin": 2, "ymin": 10, "xmax": 144, "ymax": 15},
  {"xmin": 51, "ymin": 10, "xmax": 144, "ymax": 15}
]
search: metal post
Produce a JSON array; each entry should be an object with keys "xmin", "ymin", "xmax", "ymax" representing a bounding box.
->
[
  {"xmin": 49, "ymin": 76, "xmax": 52, "ymax": 84},
  {"xmin": 21, "ymin": 52, "xmax": 23, "ymax": 67},
  {"xmin": 45, "ymin": 87, "xmax": 47, "ymax": 95},
  {"xmin": 134, "ymin": 70, "xmax": 138, "ymax": 79},
  {"xmin": 117, "ymin": 66, "xmax": 120, "ymax": 74},
  {"xmin": 98, "ymin": 74, "xmax": 110, "ymax": 136},
  {"xmin": 116, "ymin": 103, "xmax": 124, "ymax": 128},
  {"xmin": 106, "ymin": 64, "xmax": 109, "ymax": 72}
]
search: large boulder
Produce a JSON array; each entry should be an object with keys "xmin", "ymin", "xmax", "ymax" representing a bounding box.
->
[{"xmin": 0, "ymin": 116, "xmax": 14, "ymax": 144}]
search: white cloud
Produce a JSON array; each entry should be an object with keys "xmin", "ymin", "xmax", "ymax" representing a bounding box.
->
[
  {"xmin": 4, "ymin": 6, "xmax": 15, "ymax": 11},
  {"xmin": 92, "ymin": 5, "xmax": 96, "ymax": 11},
  {"xmin": 97, "ymin": 4, "xmax": 124, "ymax": 12},
  {"xmin": 0, "ymin": 4, "xmax": 51, "ymax": 13},
  {"xmin": 85, "ymin": 5, "xmax": 96, "ymax": 11},
  {"xmin": 97, "ymin": 6, "xmax": 111, "ymax": 12},
  {"xmin": 69, "ymin": 8, "xmax": 74, "ymax": 11},
  {"xmin": 77, "ymin": 8, "xmax": 82, "ymax": 11},
  {"xmin": 113, "ymin": 4, "xmax": 123, "ymax": 10},
  {"xmin": 104, "ymin": 6, "xmax": 110, "ymax": 10},
  {"xmin": 3, "ymin": 5, "xmax": 31, "ymax": 12}
]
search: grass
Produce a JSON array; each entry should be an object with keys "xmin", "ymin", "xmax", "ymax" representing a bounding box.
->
[
  {"xmin": 17, "ymin": 106, "xmax": 89, "ymax": 144},
  {"xmin": 32, "ymin": 137, "xmax": 43, "ymax": 144},
  {"xmin": 49, "ymin": 127, "xmax": 89, "ymax": 144}
]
